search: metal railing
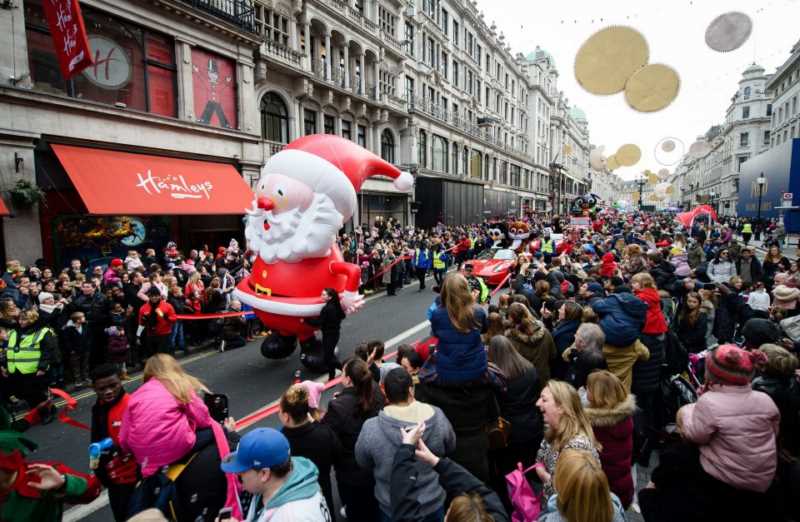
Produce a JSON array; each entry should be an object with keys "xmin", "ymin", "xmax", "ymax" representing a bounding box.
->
[
  {"xmin": 263, "ymin": 39, "xmax": 303, "ymax": 67},
  {"xmin": 178, "ymin": 0, "xmax": 256, "ymax": 32},
  {"xmin": 263, "ymin": 139, "xmax": 286, "ymax": 158},
  {"xmin": 381, "ymin": 29, "xmax": 403, "ymax": 51}
]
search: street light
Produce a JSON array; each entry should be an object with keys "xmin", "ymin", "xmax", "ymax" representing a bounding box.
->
[
  {"xmin": 636, "ymin": 176, "xmax": 646, "ymax": 209},
  {"xmin": 756, "ymin": 172, "xmax": 766, "ymax": 222}
]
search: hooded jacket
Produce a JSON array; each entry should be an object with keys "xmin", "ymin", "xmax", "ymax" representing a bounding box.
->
[
  {"xmin": 591, "ymin": 293, "xmax": 648, "ymax": 347},
  {"xmin": 355, "ymin": 401, "xmax": 456, "ymax": 517},
  {"xmin": 600, "ymin": 252, "xmax": 618, "ymax": 278},
  {"xmin": 429, "ymin": 305, "xmax": 487, "ymax": 383},
  {"xmin": 505, "ymin": 321, "xmax": 557, "ymax": 384},
  {"xmin": 679, "ymin": 384, "xmax": 779, "ymax": 492},
  {"xmin": 585, "ymin": 395, "xmax": 636, "ymax": 508},
  {"xmin": 245, "ymin": 457, "xmax": 329, "ymax": 522},
  {"xmin": 634, "ymin": 287, "xmax": 668, "ymax": 335}
]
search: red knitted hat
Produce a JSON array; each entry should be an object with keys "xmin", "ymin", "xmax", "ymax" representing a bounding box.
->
[{"xmin": 706, "ymin": 344, "xmax": 762, "ymax": 385}]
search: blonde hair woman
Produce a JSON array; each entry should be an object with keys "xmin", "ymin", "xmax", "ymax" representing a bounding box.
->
[
  {"xmin": 584, "ymin": 370, "xmax": 636, "ymax": 508},
  {"xmin": 427, "ymin": 273, "xmax": 488, "ymax": 383},
  {"xmin": 534, "ymin": 380, "xmax": 600, "ymax": 499},
  {"xmin": 538, "ymin": 449, "xmax": 626, "ymax": 522}
]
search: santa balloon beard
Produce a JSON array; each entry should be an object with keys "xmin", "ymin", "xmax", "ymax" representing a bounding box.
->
[{"xmin": 245, "ymin": 192, "xmax": 343, "ymax": 263}]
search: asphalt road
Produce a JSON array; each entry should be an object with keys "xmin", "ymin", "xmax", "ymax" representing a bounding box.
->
[{"xmin": 27, "ymin": 277, "xmax": 446, "ymax": 521}]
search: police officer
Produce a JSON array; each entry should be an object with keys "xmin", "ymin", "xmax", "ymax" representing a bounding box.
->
[
  {"xmin": 431, "ymin": 244, "xmax": 448, "ymax": 287},
  {"xmin": 413, "ymin": 241, "xmax": 432, "ymax": 291},
  {"xmin": 541, "ymin": 233, "xmax": 555, "ymax": 264},
  {"xmin": 463, "ymin": 265, "xmax": 489, "ymax": 304},
  {"xmin": 2, "ymin": 308, "xmax": 56, "ymax": 424}
]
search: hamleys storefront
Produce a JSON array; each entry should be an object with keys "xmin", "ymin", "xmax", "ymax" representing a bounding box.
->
[{"xmin": 36, "ymin": 141, "xmax": 254, "ymax": 268}]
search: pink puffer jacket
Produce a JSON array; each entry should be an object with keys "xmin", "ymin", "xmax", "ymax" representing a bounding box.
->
[
  {"xmin": 120, "ymin": 378, "xmax": 242, "ymax": 518},
  {"xmin": 679, "ymin": 384, "xmax": 779, "ymax": 492},
  {"xmin": 120, "ymin": 378, "xmax": 210, "ymax": 476}
]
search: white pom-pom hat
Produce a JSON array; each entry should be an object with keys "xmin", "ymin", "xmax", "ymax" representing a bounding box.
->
[{"xmin": 261, "ymin": 134, "xmax": 414, "ymax": 221}]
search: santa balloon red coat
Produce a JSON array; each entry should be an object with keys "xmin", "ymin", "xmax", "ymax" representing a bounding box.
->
[{"xmin": 234, "ymin": 135, "xmax": 413, "ymax": 362}]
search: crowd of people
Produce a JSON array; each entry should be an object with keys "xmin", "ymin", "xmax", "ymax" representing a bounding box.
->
[{"xmin": 2, "ymin": 211, "xmax": 800, "ymax": 522}]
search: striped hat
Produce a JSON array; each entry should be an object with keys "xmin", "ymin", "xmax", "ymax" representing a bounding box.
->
[{"xmin": 706, "ymin": 344, "xmax": 762, "ymax": 385}]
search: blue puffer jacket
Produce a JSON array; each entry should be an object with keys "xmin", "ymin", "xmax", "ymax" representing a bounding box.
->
[
  {"xmin": 429, "ymin": 305, "xmax": 487, "ymax": 383},
  {"xmin": 591, "ymin": 293, "xmax": 648, "ymax": 347}
]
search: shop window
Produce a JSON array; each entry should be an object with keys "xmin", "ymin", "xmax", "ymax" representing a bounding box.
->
[
  {"xmin": 341, "ymin": 120, "xmax": 352, "ymax": 140},
  {"xmin": 260, "ymin": 92, "xmax": 289, "ymax": 143},
  {"xmin": 304, "ymin": 109, "xmax": 317, "ymax": 135},
  {"xmin": 381, "ymin": 129, "xmax": 395, "ymax": 164},
  {"xmin": 192, "ymin": 48, "xmax": 238, "ymax": 128},
  {"xmin": 25, "ymin": 0, "xmax": 177, "ymax": 117}
]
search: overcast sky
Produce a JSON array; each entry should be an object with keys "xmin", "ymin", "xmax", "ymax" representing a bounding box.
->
[{"xmin": 475, "ymin": 0, "xmax": 800, "ymax": 180}]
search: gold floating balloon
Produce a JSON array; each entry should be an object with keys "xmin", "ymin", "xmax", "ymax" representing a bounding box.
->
[
  {"xmin": 646, "ymin": 172, "xmax": 658, "ymax": 184},
  {"xmin": 575, "ymin": 26, "xmax": 649, "ymax": 95},
  {"xmin": 632, "ymin": 191, "xmax": 640, "ymax": 201},
  {"xmin": 666, "ymin": 185, "xmax": 675, "ymax": 195},
  {"xmin": 616, "ymin": 144, "xmax": 642, "ymax": 167},
  {"xmin": 624, "ymin": 64, "xmax": 680, "ymax": 112},
  {"xmin": 606, "ymin": 155, "xmax": 620, "ymax": 170}
]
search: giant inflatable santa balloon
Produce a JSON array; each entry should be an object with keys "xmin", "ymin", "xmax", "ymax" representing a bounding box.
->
[{"xmin": 234, "ymin": 134, "xmax": 413, "ymax": 370}]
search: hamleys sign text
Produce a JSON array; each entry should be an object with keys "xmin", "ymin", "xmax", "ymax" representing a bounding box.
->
[{"xmin": 135, "ymin": 170, "xmax": 214, "ymax": 200}]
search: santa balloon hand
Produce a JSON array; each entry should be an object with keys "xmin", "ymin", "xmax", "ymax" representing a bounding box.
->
[{"xmin": 340, "ymin": 290, "xmax": 364, "ymax": 315}]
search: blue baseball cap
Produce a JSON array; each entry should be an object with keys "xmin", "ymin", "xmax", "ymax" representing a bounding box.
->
[{"xmin": 220, "ymin": 428, "xmax": 290, "ymax": 473}]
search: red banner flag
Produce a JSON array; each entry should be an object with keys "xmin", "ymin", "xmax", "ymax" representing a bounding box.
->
[{"xmin": 42, "ymin": 0, "xmax": 93, "ymax": 79}]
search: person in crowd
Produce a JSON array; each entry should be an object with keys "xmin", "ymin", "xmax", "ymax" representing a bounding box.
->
[
  {"xmin": 482, "ymin": 312, "xmax": 505, "ymax": 345},
  {"xmin": 762, "ymin": 244, "xmax": 790, "ymax": 290},
  {"xmin": 322, "ymin": 357, "xmax": 385, "ymax": 521},
  {"xmin": 537, "ymin": 449, "xmax": 626, "ymax": 522},
  {"xmin": 355, "ymin": 367, "xmax": 456, "ymax": 522},
  {"xmin": 505, "ymin": 302, "xmax": 556, "ymax": 384},
  {"xmin": 630, "ymin": 272, "xmax": 668, "ymax": 466},
  {"xmin": 431, "ymin": 244, "xmax": 449, "ymax": 287},
  {"xmin": 103, "ymin": 259, "xmax": 124, "ymax": 289},
  {"xmin": 414, "ymin": 242, "xmax": 432, "ymax": 291},
  {"xmin": 2, "ymin": 308, "xmax": 57, "ymax": 425},
  {"xmin": 278, "ymin": 383, "xmax": 342, "ymax": 515},
  {"xmin": 561, "ymin": 323, "xmax": 609, "ymax": 391},
  {"xmin": 425, "ymin": 273, "xmax": 488, "ymax": 384},
  {"xmin": 486, "ymin": 336, "xmax": 542, "ymax": 489},
  {"xmin": 221, "ymin": 427, "xmax": 329, "ymax": 521},
  {"xmin": 105, "ymin": 301, "xmax": 129, "ymax": 377},
  {"xmin": 584, "ymin": 370, "xmax": 635, "ymax": 509},
  {"xmin": 62, "ymin": 310, "xmax": 91, "ymax": 389},
  {"xmin": 551, "ymin": 301, "xmax": 583, "ymax": 380},
  {"xmin": 137, "ymin": 287, "xmax": 177, "ymax": 358},
  {"xmin": 68, "ymin": 280, "xmax": 109, "ymax": 367},
  {"xmin": 89, "ymin": 364, "xmax": 137, "ymax": 522},
  {"xmin": 675, "ymin": 291, "xmax": 708, "ymax": 354},
  {"xmin": 390, "ymin": 422, "xmax": 508, "ymax": 522},
  {"xmin": 221, "ymin": 299, "xmax": 248, "ymax": 350},
  {"xmin": 534, "ymin": 380, "xmax": 600, "ymax": 499},
  {"xmin": 735, "ymin": 246, "xmax": 763, "ymax": 286},
  {"xmin": 302, "ymin": 288, "xmax": 346, "ymax": 380},
  {"xmin": 0, "ymin": 430, "xmax": 102, "ymax": 521},
  {"xmin": 674, "ymin": 344, "xmax": 780, "ymax": 519},
  {"xmin": 752, "ymin": 344, "xmax": 800, "ymax": 456}
]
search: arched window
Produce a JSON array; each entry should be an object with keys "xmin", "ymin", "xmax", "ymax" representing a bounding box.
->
[
  {"xmin": 260, "ymin": 92, "xmax": 289, "ymax": 143},
  {"xmin": 463, "ymin": 146, "xmax": 469, "ymax": 176},
  {"xmin": 743, "ymin": 86, "xmax": 751, "ymax": 99},
  {"xmin": 418, "ymin": 130, "xmax": 427, "ymax": 168},
  {"xmin": 380, "ymin": 129, "xmax": 395, "ymax": 164}
]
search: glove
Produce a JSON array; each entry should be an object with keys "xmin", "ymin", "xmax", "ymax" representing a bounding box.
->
[
  {"xmin": 106, "ymin": 453, "xmax": 138, "ymax": 485},
  {"xmin": 340, "ymin": 291, "xmax": 364, "ymax": 315}
]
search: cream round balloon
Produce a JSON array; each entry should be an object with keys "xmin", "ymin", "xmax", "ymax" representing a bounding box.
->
[{"xmin": 590, "ymin": 146, "xmax": 607, "ymax": 170}]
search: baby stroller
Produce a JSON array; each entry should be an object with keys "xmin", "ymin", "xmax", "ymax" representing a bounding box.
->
[{"xmin": 660, "ymin": 332, "xmax": 701, "ymax": 436}]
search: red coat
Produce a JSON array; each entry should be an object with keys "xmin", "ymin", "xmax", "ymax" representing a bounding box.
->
[
  {"xmin": 586, "ymin": 395, "xmax": 636, "ymax": 508},
  {"xmin": 600, "ymin": 252, "xmax": 618, "ymax": 278},
  {"xmin": 138, "ymin": 300, "xmax": 177, "ymax": 336},
  {"xmin": 634, "ymin": 287, "xmax": 668, "ymax": 335}
]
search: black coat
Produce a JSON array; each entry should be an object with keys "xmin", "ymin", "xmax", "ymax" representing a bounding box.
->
[
  {"xmin": 281, "ymin": 421, "xmax": 342, "ymax": 515},
  {"xmin": 735, "ymin": 257, "xmax": 763, "ymax": 284},
  {"xmin": 633, "ymin": 333, "xmax": 666, "ymax": 394},
  {"xmin": 564, "ymin": 348, "xmax": 608, "ymax": 389},
  {"xmin": 69, "ymin": 292, "xmax": 109, "ymax": 327},
  {"xmin": 551, "ymin": 319, "xmax": 580, "ymax": 380},
  {"xmin": 674, "ymin": 312, "xmax": 707, "ymax": 354},
  {"xmin": 321, "ymin": 386, "xmax": 384, "ymax": 485},
  {"xmin": 306, "ymin": 299, "xmax": 345, "ymax": 333},
  {"xmin": 415, "ymin": 382, "xmax": 497, "ymax": 484},
  {"xmin": 752, "ymin": 375, "xmax": 800, "ymax": 455},
  {"xmin": 651, "ymin": 261, "xmax": 677, "ymax": 292},
  {"xmin": 494, "ymin": 367, "xmax": 542, "ymax": 447}
]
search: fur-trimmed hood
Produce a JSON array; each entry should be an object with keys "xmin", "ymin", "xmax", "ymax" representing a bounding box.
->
[{"xmin": 584, "ymin": 394, "xmax": 636, "ymax": 427}]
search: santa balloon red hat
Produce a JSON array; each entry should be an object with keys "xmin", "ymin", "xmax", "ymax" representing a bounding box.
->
[{"xmin": 261, "ymin": 134, "xmax": 413, "ymax": 221}]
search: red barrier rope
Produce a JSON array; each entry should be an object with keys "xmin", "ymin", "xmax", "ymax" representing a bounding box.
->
[
  {"xmin": 175, "ymin": 311, "xmax": 252, "ymax": 321},
  {"xmin": 50, "ymin": 388, "xmax": 90, "ymax": 431},
  {"xmin": 490, "ymin": 272, "xmax": 512, "ymax": 297}
]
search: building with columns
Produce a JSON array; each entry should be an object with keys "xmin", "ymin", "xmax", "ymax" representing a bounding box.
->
[
  {"xmin": 677, "ymin": 64, "xmax": 772, "ymax": 215},
  {"xmin": 0, "ymin": 0, "xmax": 593, "ymax": 263},
  {"xmin": 767, "ymin": 38, "xmax": 800, "ymax": 149},
  {"xmin": 589, "ymin": 167, "xmax": 624, "ymax": 207}
]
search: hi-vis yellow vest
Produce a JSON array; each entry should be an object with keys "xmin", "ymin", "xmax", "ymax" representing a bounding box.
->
[
  {"xmin": 542, "ymin": 239, "xmax": 554, "ymax": 254},
  {"xmin": 433, "ymin": 252, "xmax": 446, "ymax": 269},
  {"xmin": 7, "ymin": 328, "xmax": 51, "ymax": 374}
]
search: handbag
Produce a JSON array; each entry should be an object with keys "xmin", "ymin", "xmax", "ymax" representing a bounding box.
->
[
  {"xmin": 486, "ymin": 415, "xmax": 511, "ymax": 450},
  {"xmin": 505, "ymin": 462, "xmax": 541, "ymax": 522}
]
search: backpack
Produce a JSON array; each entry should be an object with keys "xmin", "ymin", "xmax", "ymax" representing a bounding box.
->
[{"xmin": 505, "ymin": 462, "xmax": 541, "ymax": 522}]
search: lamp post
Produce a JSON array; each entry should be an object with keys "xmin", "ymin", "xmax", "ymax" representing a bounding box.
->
[
  {"xmin": 636, "ymin": 176, "xmax": 646, "ymax": 209},
  {"xmin": 756, "ymin": 172, "xmax": 766, "ymax": 222}
]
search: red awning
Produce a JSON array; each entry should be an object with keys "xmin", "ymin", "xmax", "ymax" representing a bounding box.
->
[
  {"xmin": 0, "ymin": 198, "xmax": 9, "ymax": 217},
  {"xmin": 51, "ymin": 144, "xmax": 254, "ymax": 215}
]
